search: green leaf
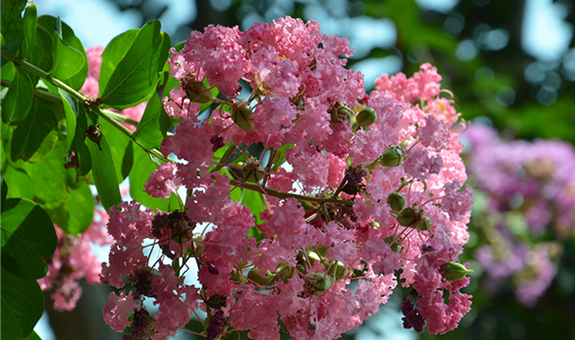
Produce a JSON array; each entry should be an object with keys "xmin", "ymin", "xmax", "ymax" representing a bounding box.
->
[
  {"xmin": 1, "ymin": 179, "xmax": 7, "ymax": 209},
  {"xmin": 133, "ymin": 94, "xmax": 171, "ymax": 149},
  {"xmin": 1, "ymin": 198, "xmax": 57, "ymax": 279},
  {"xmin": 72, "ymin": 104, "xmax": 92, "ymax": 176},
  {"xmin": 37, "ymin": 15, "xmax": 87, "ymax": 90},
  {"xmin": 99, "ymin": 119, "xmax": 132, "ymax": 183},
  {"xmin": 49, "ymin": 33, "xmax": 85, "ymax": 80},
  {"xmin": 44, "ymin": 185, "xmax": 94, "ymax": 235},
  {"xmin": 28, "ymin": 26, "xmax": 53, "ymax": 75},
  {"xmin": 58, "ymin": 89, "xmax": 79, "ymax": 153},
  {"xmin": 1, "ymin": 268, "xmax": 44, "ymax": 340},
  {"xmin": 98, "ymin": 29, "xmax": 138, "ymax": 94},
  {"xmin": 1, "ymin": 67, "xmax": 34, "ymax": 125},
  {"xmin": 86, "ymin": 133, "xmax": 122, "ymax": 211},
  {"xmin": 24, "ymin": 330, "xmax": 42, "ymax": 340},
  {"xmin": 10, "ymin": 96, "xmax": 59, "ymax": 163},
  {"xmin": 7, "ymin": 139, "xmax": 73, "ymax": 205},
  {"xmin": 1, "ymin": 61, "xmax": 15, "ymax": 82},
  {"xmin": 20, "ymin": 3, "xmax": 37, "ymax": 58},
  {"xmin": 100, "ymin": 20, "xmax": 169, "ymax": 109},
  {"xmin": 130, "ymin": 146, "xmax": 174, "ymax": 211},
  {"xmin": 240, "ymin": 189, "xmax": 265, "ymax": 225},
  {"xmin": 0, "ymin": 0, "xmax": 27, "ymax": 65}
]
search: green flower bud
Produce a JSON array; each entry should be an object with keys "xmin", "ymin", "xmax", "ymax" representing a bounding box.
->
[
  {"xmin": 387, "ymin": 192, "xmax": 406, "ymax": 212},
  {"xmin": 184, "ymin": 80, "xmax": 214, "ymax": 103},
  {"xmin": 312, "ymin": 273, "xmax": 333, "ymax": 295},
  {"xmin": 247, "ymin": 267, "xmax": 273, "ymax": 286},
  {"xmin": 381, "ymin": 146, "xmax": 403, "ymax": 167},
  {"xmin": 397, "ymin": 207, "xmax": 416, "ymax": 226},
  {"xmin": 206, "ymin": 294, "xmax": 227, "ymax": 309},
  {"xmin": 233, "ymin": 105, "xmax": 255, "ymax": 131},
  {"xmin": 420, "ymin": 216, "xmax": 432, "ymax": 231},
  {"xmin": 440, "ymin": 262, "xmax": 473, "ymax": 281},
  {"xmin": 355, "ymin": 107, "xmax": 377, "ymax": 128},
  {"xmin": 327, "ymin": 260, "xmax": 349, "ymax": 280}
]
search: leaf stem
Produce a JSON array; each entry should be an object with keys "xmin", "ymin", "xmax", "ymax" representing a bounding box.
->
[{"xmin": 1, "ymin": 49, "xmax": 168, "ymax": 161}]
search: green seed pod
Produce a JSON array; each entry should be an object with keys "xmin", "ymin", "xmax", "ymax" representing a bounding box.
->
[
  {"xmin": 387, "ymin": 192, "xmax": 406, "ymax": 212},
  {"xmin": 397, "ymin": 207, "xmax": 416, "ymax": 226},
  {"xmin": 440, "ymin": 261, "xmax": 473, "ymax": 281},
  {"xmin": 381, "ymin": 146, "xmax": 403, "ymax": 167},
  {"xmin": 206, "ymin": 294, "xmax": 227, "ymax": 309},
  {"xmin": 247, "ymin": 267, "xmax": 274, "ymax": 286},
  {"xmin": 355, "ymin": 107, "xmax": 377, "ymax": 128},
  {"xmin": 327, "ymin": 260, "xmax": 349, "ymax": 280},
  {"xmin": 420, "ymin": 216, "xmax": 432, "ymax": 231},
  {"xmin": 233, "ymin": 105, "xmax": 255, "ymax": 130},
  {"xmin": 184, "ymin": 81, "xmax": 215, "ymax": 103}
]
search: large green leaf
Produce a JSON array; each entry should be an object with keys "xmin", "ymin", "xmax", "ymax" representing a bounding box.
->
[
  {"xmin": 10, "ymin": 96, "xmax": 59, "ymax": 163},
  {"xmin": 99, "ymin": 119, "xmax": 132, "ymax": 182},
  {"xmin": 59, "ymin": 89, "xmax": 79, "ymax": 153},
  {"xmin": 98, "ymin": 29, "xmax": 138, "ymax": 94},
  {"xmin": 1, "ymin": 67, "xmax": 34, "ymax": 125},
  {"xmin": 1, "ymin": 198, "xmax": 57, "ymax": 279},
  {"xmin": 28, "ymin": 26, "xmax": 53, "ymax": 75},
  {"xmin": 20, "ymin": 2, "xmax": 36, "ymax": 58},
  {"xmin": 0, "ymin": 268, "xmax": 44, "ymax": 340},
  {"xmin": 1, "ymin": 61, "xmax": 15, "ymax": 81},
  {"xmin": 99, "ymin": 21, "xmax": 169, "ymax": 109},
  {"xmin": 0, "ymin": 0, "xmax": 26, "ymax": 65},
  {"xmin": 86, "ymin": 132, "xmax": 122, "ymax": 211},
  {"xmin": 71, "ymin": 104, "xmax": 92, "ymax": 176},
  {"xmin": 44, "ymin": 184, "xmax": 94, "ymax": 236},
  {"xmin": 133, "ymin": 93, "xmax": 171, "ymax": 149},
  {"xmin": 49, "ymin": 33, "xmax": 85, "ymax": 81},
  {"xmin": 37, "ymin": 15, "xmax": 87, "ymax": 90},
  {"xmin": 129, "ymin": 146, "xmax": 178, "ymax": 211},
  {"xmin": 24, "ymin": 330, "xmax": 42, "ymax": 340}
]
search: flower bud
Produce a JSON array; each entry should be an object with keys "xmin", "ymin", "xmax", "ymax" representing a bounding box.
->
[
  {"xmin": 327, "ymin": 260, "xmax": 349, "ymax": 280},
  {"xmin": 355, "ymin": 107, "xmax": 377, "ymax": 128},
  {"xmin": 397, "ymin": 207, "xmax": 416, "ymax": 226},
  {"xmin": 312, "ymin": 273, "xmax": 333, "ymax": 295},
  {"xmin": 184, "ymin": 80, "xmax": 215, "ymax": 103},
  {"xmin": 307, "ymin": 251, "xmax": 321, "ymax": 266},
  {"xmin": 381, "ymin": 146, "xmax": 403, "ymax": 167},
  {"xmin": 440, "ymin": 262, "xmax": 473, "ymax": 281},
  {"xmin": 420, "ymin": 216, "xmax": 431, "ymax": 231},
  {"xmin": 233, "ymin": 105, "xmax": 254, "ymax": 131},
  {"xmin": 387, "ymin": 192, "xmax": 406, "ymax": 212}
]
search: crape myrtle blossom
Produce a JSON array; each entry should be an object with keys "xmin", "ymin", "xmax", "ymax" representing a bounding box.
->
[
  {"xmin": 102, "ymin": 16, "xmax": 474, "ymax": 339},
  {"xmin": 38, "ymin": 209, "xmax": 113, "ymax": 311},
  {"xmin": 461, "ymin": 123, "xmax": 575, "ymax": 306}
]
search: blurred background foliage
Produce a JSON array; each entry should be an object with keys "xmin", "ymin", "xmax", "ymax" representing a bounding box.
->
[{"xmin": 37, "ymin": 0, "xmax": 575, "ymax": 339}]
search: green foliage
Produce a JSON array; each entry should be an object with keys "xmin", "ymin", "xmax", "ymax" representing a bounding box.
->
[
  {"xmin": 1, "ymin": 268, "xmax": 45, "ymax": 340},
  {"xmin": 133, "ymin": 93, "xmax": 171, "ymax": 149},
  {"xmin": 1, "ymin": 67, "xmax": 33, "ymax": 124},
  {"xmin": 1, "ymin": 198, "xmax": 57, "ymax": 279},
  {"xmin": 99, "ymin": 20, "xmax": 171, "ymax": 109},
  {"xmin": 86, "ymin": 132, "xmax": 122, "ymax": 211}
]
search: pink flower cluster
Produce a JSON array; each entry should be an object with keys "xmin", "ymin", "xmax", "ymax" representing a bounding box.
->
[
  {"xmin": 38, "ymin": 209, "xmax": 112, "ymax": 311},
  {"xmin": 461, "ymin": 123, "xmax": 575, "ymax": 306},
  {"xmin": 103, "ymin": 17, "xmax": 473, "ymax": 339}
]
